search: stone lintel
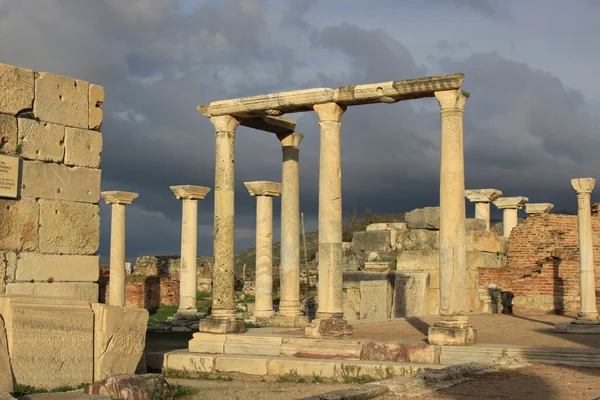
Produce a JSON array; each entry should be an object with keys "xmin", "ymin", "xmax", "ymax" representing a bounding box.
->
[
  {"xmin": 277, "ymin": 131, "xmax": 304, "ymax": 148},
  {"xmin": 571, "ymin": 177, "xmax": 596, "ymax": 194},
  {"xmin": 244, "ymin": 181, "xmax": 282, "ymax": 197},
  {"xmin": 101, "ymin": 191, "xmax": 139, "ymax": 205},
  {"xmin": 199, "ymin": 73, "xmax": 464, "ymax": 117},
  {"xmin": 525, "ymin": 203, "xmax": 554, "ymax": 214},
  {"xmin": 240, "ymin": 116, "xmax": 296, "ymax": 134},
  {"xmin": 170, "ymin": 185, "xmax": 211, "ymax": 200},
  {"xmin": 465, "ymin": 189, "xmax": 502, "ymax": 203},
  {"xmin": 493, "ymin": 196, "xmax": 528, "ymax": 210}
]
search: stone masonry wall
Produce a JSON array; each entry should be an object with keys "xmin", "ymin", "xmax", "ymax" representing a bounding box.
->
[
  {"xmin": 478, "ymin": 213, "xmax": 600, "ymax": 314},
  {"xmin": 0, "ymin": 62, "xmax": 103, "ymax": 302}
]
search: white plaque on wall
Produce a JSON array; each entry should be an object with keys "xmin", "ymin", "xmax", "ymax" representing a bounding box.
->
[{"xmin": 0, "ymin": 154, "xmax": 20, "ymax": 199}]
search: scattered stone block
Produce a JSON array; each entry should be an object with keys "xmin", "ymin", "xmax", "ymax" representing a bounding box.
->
[
  {"xmin": 89, "ymin": 84, "xmax": 104, "ymax": 130},
  {"xmin": 5, "ymin": 282, "xmax": 98, "ymax": 303},
  {"xmin": 466, "ymin": 218, "xmax": 486, "ymax": 231},
  {"xmin": 0, "ymin": 114, "xmax": 17, "ymax": 155},
  {"xmin": 398, "ymin": 229, "xmax": 439, "ymax": 251},
  {"xmin": 64, "ymin": 127, "xmax": 102, "ymax": 168},
  {"xmin": 405, "ymin": 207, "xmax": 439, "ymax": 230},
  {"xmin": 21, "ymin": 161, "xmax": 101, "ymax": 203},
  {"xmin": 396, "ymin": 250, "xmax": 438, "ymax": 270},
  {"xmin": 85, "ymin": 374, "xmax": 170, "ymax": 400},
  {"xmin": 0, "ymin": 198, "xmax": 39, "ymax": 251},
  {"xmin": 17, "ymin": 118, "xmax": 65, "ymax": 162},
  {"xmin": 34, "ymin": 72, "xmax": 89, "ymax": 129},
  {"xmin": 39, "ymin": 200, "xmax": 99, "ymax": 254},
  {"xmin": 351, "ymin": 231, "xmax": 393, "ymax": 252},
  {"xmin": 360, "ymin": 280, "xmax": 392, "ymax": 319},
  {"xmin": 366, "ymin": 222, "xmax": 407, "ymax": 231},
  {"xmin": 0, "ymin": 318, "xmax": 13, "ymax": 392},
  {"xmin": 92, "ymin": 304, "xmax": 149, "ymax": 381},
  {"xmin": 15, "ymin": 253, "xmax": 99, "ymax": 282},
  {"xmin": 0, "ymin": 63, "xmax": 34, "ymax": 115},
  {"xmin": 466, "ymin": 230, "xmax": 504, "ymax": 253}
]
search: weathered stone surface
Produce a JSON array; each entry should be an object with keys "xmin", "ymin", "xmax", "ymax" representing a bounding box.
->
[
  {"xmin": 342, "ymin": 288, "xmax": 360, "ymax": 321},
  {"xmin": 304, "ymin": 317, "xmax": 353, "ymax": 339},
  {"xmin": 0, "ymin": 317, "xmax": 13, "ymax": 392},
  {"xmin": 15, "ymin": 253, "xmax": 99, "ymax": 282},
  {"xmin": 466, "ymin": 231, "xmax": 504, "ymax": 253},
  {"xmin": 351, "ymin": 231, "xmax": 393, "ymax": 252},
  {"xmin": 0, "ymin": 198, "xmax": 39, "ymax": 251},
  {"xmin": 17, "ymin": 118, "xmax": 65, "ymax": 162},
  {"xmin": 89, "ymin": 84, "xmax": 104, "ymax": 130},
  {"xmin": 428, "ymin": 326, "xmax": 477, "ymax": 346},
  {"xmin": 188, "ymin": 332, "xmax": 227, "ymax": 353},
  {"xmin": 466, "ymin": 218, "xmax": 486, "ymax": 231},
  {"xmin": 21, "ymin": 161, "xmax": 100, "ymax": 202},
  {"xmin": 396, "ymin": 250, "xmax": 438, "ymax": 270},
  {"xmin": 39, "ymin": 200, "xmax": 99, "ymax": 254},
  {"xmin": 398, "ymin": 229, "xmax": 439, "ymax": 251},
  {"xmin": 467, "ymin": 251, "xmax": 503, "ymax": 269},
  {"xmin": 360, "ymin": 280, "xmax": 392, "ymax": 319},
  {"xmin": 34, "ymin": 72, "xmax": 89, "ymax": 129},
  {"xmin": 215, "ymin": 355, "xmax": 270, "ymax": 375},
  {"xmin": 85, "ymin": 374, "xmax": 170, "ymax": 400},
  {"xmin": 19, "ymin": 394, "xmax": 110, "ymax": 400},
  {"xmin": 0, "ymin": 253, "xmax": 17, "ymax": 294},
  {"xmin": 0, "ymin": 63, "xmax": 34, "ymax": 115},
  {"xmin": 5, "ymin": 282, "xmax": 98, "ymax": 303},
  {"xmin": 0, "ymin": 114, "xmax": 17, "ymax": 155},
  {"xmin": 64, "ymin": 127, "xmax": 102, "ymax": 168},
  {"xmin": 225, "ymin": 335, "xmax": 282, "ymax": 356},
  {"xmin": 0, "ymin": 296, "xmax": 94, "ymax": 389},
  {"xmin": 267, "ymin": 357, "xmax": 336, "ymax": 378},
  {"xmin": 366, "ymin": 223, "xmax": 407, "ymax": 232},
  {"xmin": 280, "ymin": 338, "xmax": 361, "ymax": 359},
  {"xmin": 405, "ymin": 207, "xmax": 439, "ymax": 230},
  {"xmin": 393, "ymin": 272, "xmax": 429, "ymax": 317},
  {"xmin": 92, "ymin": 304, "xmax": 148, "ymax": 381},
  {"xmin": 0, "ymin": 392, "xmax": 15, "ymax": 400}
]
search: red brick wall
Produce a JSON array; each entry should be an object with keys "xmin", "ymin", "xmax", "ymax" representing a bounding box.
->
[
  {"xmin": 478, "ymin": 213, "xmax": 600, "ymax": 314},
  {"xmin": 159, "ymin": 278, "xmax": 179, "ymax": 306}
]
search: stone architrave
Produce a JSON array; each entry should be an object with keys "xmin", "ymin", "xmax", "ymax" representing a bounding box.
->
[
  {"xmin": 525, "ymin": 203, "xmax": 554, "ymax": 215},
  {"xmin": 198, "ymin": 115, "xmax": 245, "ymax": 334},
  {"xmin": 427, "ymin": 89, "xmax": 477, "ymax": 346},
  {"xmin": 493, "ymin": 197, "xmax": 528, "ymax": 238},
  {"xmin": 464, "ymin": 189, "xmax": 502, "ymax": 230},
  {"xmin": 244, "ymin": 181, "xmax": 282, "ymax": 320},
  {"xmin": 270, "ymin": 132, "xmax": 309, "ymax": 328},
  {"xmin": 170, "ymin": 185, "xmax": 211, "ymax": 319},
  {"xmin": 305, "ymin": 102, "xmax": 352, "ymax": 338},
  {"xmin": 101, "ymin": 191, "xmax": 138, "ymax": 306}
]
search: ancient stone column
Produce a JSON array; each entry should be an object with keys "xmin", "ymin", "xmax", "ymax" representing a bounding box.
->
[
  {"xmin": 244, "ymin": 181, "xmax": 281, "ymax": 320},
  {"xmin": 270, "ymin": 132, "xmax": 309, "ymax": 328},
  {"xmin": 101, "ymin": 191, "xmax": 138, "ymax": 307},
  {"xmin": 305, "ymin": 102, "xmax": 352, "ymax": 338},
  {"xmin": 170, "ymin": 185, "xmax": 211, "ymax": 319},
  {"xmin": 428, "ymin": 89, "xmax": 476, "ymax": 346},
  {"xmin": 465, "ymin": 189, "xmax": 502, "ymax": 230},
  {"xmin": 525, "ymin": 203, "xmax": 554, "ymax": 215},
  {"xmin": 493, "ymin": 197, "xmax": 528, "ymax": 238},
  {"xmin": 199, "ymin": 115, "xmax": 245, "ymax": 334}
]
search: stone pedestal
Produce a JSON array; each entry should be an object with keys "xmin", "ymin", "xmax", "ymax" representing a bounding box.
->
[
  {"xmin": 465, "ymin": 189, "xmax": 502, "ymax": 231},
  {"xmin": 101, "ymin": 191, "xmax": 138, "ymax": 306},
  {"xmin": 170, "ymin": 185, "xmax": 211, "ymax": 320},
  {"xmin": 493, "ymin": 196, "xmax": 528, "ymax": 238},
  {"xmin": 525, "ymin": 203, "xmax": 554, "ymax": 215},
  {"xmin": 304, "ymin": 315, "xmax": 353, "ymax": 339}
]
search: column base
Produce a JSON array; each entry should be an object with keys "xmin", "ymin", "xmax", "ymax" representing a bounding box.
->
[
  {"xmin": 304, "ymin": 314, "xmax": 352, "ymax": 339},
  {"xmin": 555, "ymin": 318, "xmax": 600, "ymax": 334},
  {"xmin": 171, "ymin": 309, "xmax": 203, "ymax": 321},
  {"xmin": 199, "ymin": 315, "xmax": 246, "ymax": 334},
  {"xmin": 254, "ymin": 310, "xmax": 274, "ymax": 319},
  {"xmin": 269, "ymin": 313, "xmax": 308, "ymax": 328},
  {"xmin": 428, "ymin": 319, "xmax": 477, "ymax": 346}
]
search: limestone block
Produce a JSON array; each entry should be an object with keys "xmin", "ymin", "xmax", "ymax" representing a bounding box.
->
[
  {"xmin": 14, "ymin": 253, "xmax": 99, "ymax": 282},
  {"xmin": 34, "ymin": 72, "xmax": 89, "ymax": 129},
  {"xmin": 405, "ymin": 207, "xmax": 439, "ymax": 230},
  {"xmin": 359, "ymin": 280, "xmax": 392, "ymax": 319},
  {"xmin": 215, "ymin": 355, "xmax": 270, "ymax": 376},
  {"xmin": 268, "ymin": 358, "xmax": 336, "ymax": 378},
  {"xmin": 162, "ymin": 351, "xmax": 218, "ymax": 374},
  {"xmin": 280, "ymin": 338, "xmax": 361, "ymax": 359},
  {"xmin": 466, "ymin": 218, "xmax": 486, "ymax": 231},
  {"xmin": 85, "ymin": 374, "xmax": 168, "ymax": 399},
  {"xmin": 89, "ymin": 84, "xmax": 104, "ymax": 130},
  {"xmin": 392, "ymin": 272, "xmax": 429, "ymax": 317},
  {"xmin": 399, "ymin": 229, "xmax": 439, "ymax": 251},
  {"xmin": 224, "ymin": 335, "xmax": 282, "ymax": 356},
  {"xmin": 466, "ymin": 231, "xmax": 504, "ymax": 253},
  {"xmin": 351, "ymin": 231, "xmax": 393, "ymax": 252},
  {"xmin": 91, "ymin": 303, "xmax": 149, "ymax": 381},
  {"xmin": 0, "ymin": 253, "xmax": 17, "ymax": 294},
  {"xmin": 39, "ymin": 200, "xmax": 99, "ymax": 254},
  {"xmin": 0, "ymin": 63, "xmax": 34, "ymax": 115},
  {"xmin": 428, "ymin": 288, "xmax": 440, "ymax": 315},
  {"xmin": 0, "ymin": 296, "xmax": 94, "ymax": 389},
  {"xmin": 428, "ymin": 326, "xmax": 477, "ymax": 346},
  {"xmin": 17, "ymin": 118, "xmax": 64, "ymax": 162},
  {"xmin": 188, "ymin": 332, "xmax": 226, "ymax": 354},
  {"xmin": 64, "ymin": 127, "xmax": 102, "ymax": 168},
  {"xmin": 467, "ymin": 251, "xmax": 502, "ymax": 269},
  {"xmin": 0, "ymin": 318, "xmax": 13, "ymax": 392},
  {"xmin": 21, "ymin": 161, "xmax": 101, "ymax": 203},
  {"xmin": 0, "ymin": 114, "xmax": 17, "ymax": 155},
  {"xmin": 427, "ymin": 269, "xmax": 440, "ymax": 289},
  {"xmin": 342, "ymin": 288, "xmax": 360, "ymax": 321},
  {"xmin": 396, "ymin": 250, "xmax": 438, "ymax": 271},
  {"xmin": 5, "ymin": 282, "xmax": 99, "ymax": 303},
  {"xmin": 366, "ymin": 223, "xmax": 407, "ymax": 232},
  {"xmin": 0, "ymin": 198, "xmax": 39, "ymax": 251}
]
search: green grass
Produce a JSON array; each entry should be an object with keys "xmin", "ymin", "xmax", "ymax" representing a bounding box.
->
[
  {"xmin": 170, "ymin": 384, "xmax": 198, "ymax": 399},
  {"xmin": 149, "ymin": 304, "xmax": 179, "ymax": 323},
  {"xmin": 12, "ymin": 383, "xmax": 87, "ymax": 397},
  {"xmin": 244, "ymin": 294, "xmax": 255, "ymax": 303}
]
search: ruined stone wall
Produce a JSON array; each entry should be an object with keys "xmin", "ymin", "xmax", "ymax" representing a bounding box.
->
[
  {"xmin": 0, "ymin": 62, "xmax": 103, "ymax": 302},
  {"xmin": 478, "ymin": 213, "xmax": 600, "ymax": 314}
]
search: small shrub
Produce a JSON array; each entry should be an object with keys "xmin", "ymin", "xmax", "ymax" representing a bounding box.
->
[
  {"xmin": 169, "ymin": 385, "xmax": 198, "ymax": 399},
  {"xmin": 276, "ymin": 369, "xmax": 302, "ymax": 383}
]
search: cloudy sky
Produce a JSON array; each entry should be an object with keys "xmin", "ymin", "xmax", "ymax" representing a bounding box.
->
[{"xmin": 1, "ymin": 0, "xmax": 599, "ymax": 262}]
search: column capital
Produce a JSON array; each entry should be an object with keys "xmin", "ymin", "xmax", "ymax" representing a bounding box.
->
[
  {"xmin": 525, "ymin": 203, "xmax": 554, "ymax": 214},
  {"xmin": 493, "ymin": 196, "xmax": 528, "ymax": 210},
  {"xmin": 313, "ymin": 102, "xmax": 346, "ymax": 122},
  {"xmin": 435, "ymin": 89, "xmax": 469, "ymax": 113},
  {"xmin": 170, "ymin": 185, "xmax": 211, "ymax": 200},
  {"xmin": 277, "ymin": 131, "xmax": 304, "ymax": 148},
  {"xmin": 465, "ymin": 189, "xmax": 502, "ymax": 203},
  {"xmin": 210, "ymin": 114, "xmax": 240, "ymax": 132},
  {"xmin": 571, "ymin": 177, "xmax": 596, "ymax": 194},
  {"xmin": 101, "ymin": 191, "xmax": 138, "ymax": 205},
  {"xmin": 244, "ymin": 181, "xmax": 282, "ymax": 197}
]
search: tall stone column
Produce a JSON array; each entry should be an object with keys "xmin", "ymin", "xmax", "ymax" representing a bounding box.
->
[
  {"xmin": 170, "ymin": 185, "xmax": 211, "ymax": 319},
  {"xmin": 305, "ymin": 102, "xmax": 352, "ymax": 338},
  {"xmin": 428, "ymin": 89, "xmax": 476, "ymax": 346},
  {"xmin": 493, "ymin": 197, "xmax": 528, "ymax": 238},
  {"xmin": 244, "ymin": 181, "xmax": 281, "ymax": 321},
  {"xmin": 270, "ymin": 132, "xmax": 309, "ymax": 328},
  {"xmin": 465, "ymin": 189, "xmax": 502, "ymax": 230},
  {"xmin": 525, "ymin": 203, "xmax": 554, "ymax": 215},
  {"xmin": 199, "ymin": 115, "xmax": 245, "ymax": 334},
  {"xmin": 101, "ymin": 191, "xmax": 138, "ymax": 306}
]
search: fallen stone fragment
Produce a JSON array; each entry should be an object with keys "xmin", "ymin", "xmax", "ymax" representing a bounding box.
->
[{"xmin": 85, "ymin": 374, "xmax": 171, "ymax": 400}]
